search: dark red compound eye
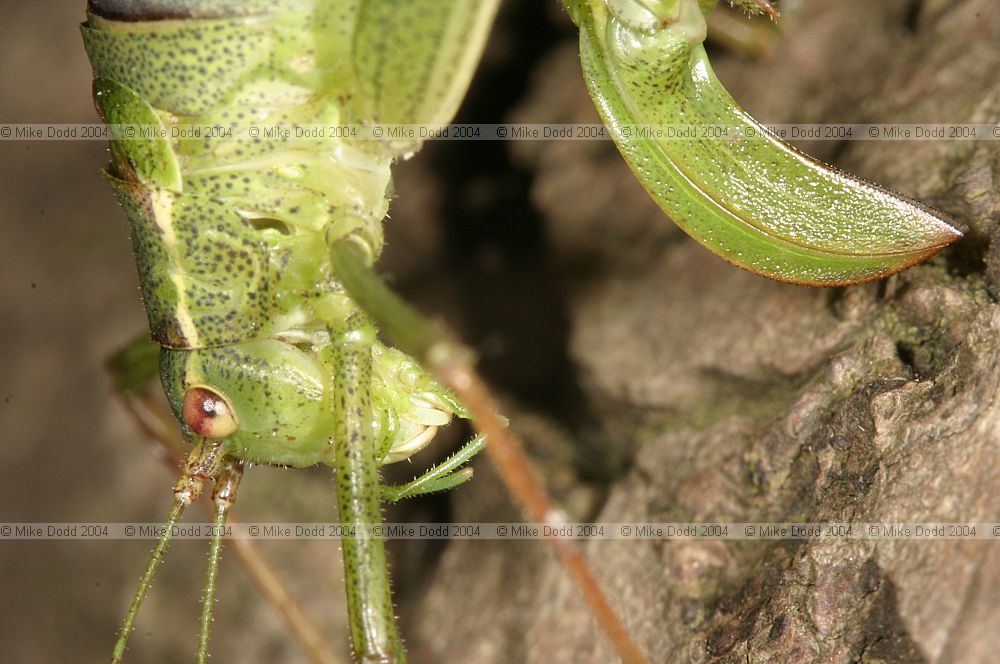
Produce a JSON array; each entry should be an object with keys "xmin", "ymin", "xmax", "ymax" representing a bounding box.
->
[{"xmin": 182, "ymin": 386, "xmax": 239, "ymax": 439}]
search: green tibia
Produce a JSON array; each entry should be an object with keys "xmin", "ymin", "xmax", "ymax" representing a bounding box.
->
[
  {"xmin": 328, "ymin": 315, "xmax": 403, "ymax": 662},
  {"xmin": 569, "ymin": 0, "xmax": 961, "ymax": 285}
]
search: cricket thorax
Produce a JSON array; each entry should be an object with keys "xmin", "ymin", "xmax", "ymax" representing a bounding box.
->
[{"xmin": 83, "ymin": 2, "xmax": 394, "ymax": 350}]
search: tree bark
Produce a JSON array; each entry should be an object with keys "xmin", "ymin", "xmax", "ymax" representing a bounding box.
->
[{"xmin": 410, "ymin": 1, "xmax": 1000, "ymax": 662}]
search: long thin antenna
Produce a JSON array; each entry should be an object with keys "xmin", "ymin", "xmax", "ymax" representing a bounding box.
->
[
  {"xmin": 111, "ymin": 437, "xmax": 224, "ymax": 664},
  {"xmin": 111, "ymin": 498, "xmax": 186, "ymax": 664},
  {"xmin": 197, "ymin": 459, "xmax": 244, "ymax": 663}
]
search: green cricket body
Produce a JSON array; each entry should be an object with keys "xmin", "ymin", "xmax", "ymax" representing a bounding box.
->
[
  {"xmin": 83, "ymin": 2, "xmax": 500, "ymax": 662},
  {"xmin": 82, "ymin": 0, "xmax": 497, "ymax": 469}
]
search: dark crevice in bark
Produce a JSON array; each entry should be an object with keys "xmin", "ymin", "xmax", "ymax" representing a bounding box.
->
[{"xmin": 903, "ymin": 0, "xmax": 926, "ymax": 33}]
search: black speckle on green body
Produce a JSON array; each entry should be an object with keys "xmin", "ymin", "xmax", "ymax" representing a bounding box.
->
[
  {"xmin": 331, "ymin": 317, "xmax": 403, "ymax": 662},
  {"xmin": 84, "ymin": 3, "xmax": 499, "ymax": 661},
  {"xmin": 83, "ymin": 5, "xmax": 383, "ymax": 350}
]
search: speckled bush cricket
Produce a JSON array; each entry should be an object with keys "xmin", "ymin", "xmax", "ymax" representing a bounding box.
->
[{"xmin": 83, "ymin": 1, "xmax": 960, "ymax": 662}]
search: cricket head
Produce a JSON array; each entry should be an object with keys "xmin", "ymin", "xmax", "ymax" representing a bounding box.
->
[
  {"xmin": 159, "ymin": 337, "xmax": 465, "ymax": 469},
  {"xmin": 160, "ymin": 339, "xmax": 336, "ymax": 467}
]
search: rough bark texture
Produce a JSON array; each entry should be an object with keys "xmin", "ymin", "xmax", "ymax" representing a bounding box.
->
[{"xmin": 407, "ymin": 1, "xmax": 1000, "ymax": 662}]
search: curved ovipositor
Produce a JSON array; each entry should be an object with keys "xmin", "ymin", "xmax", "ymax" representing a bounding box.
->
[{"xmin": 565, "ymin": 0, "xmax": 962, "ymax": 285}]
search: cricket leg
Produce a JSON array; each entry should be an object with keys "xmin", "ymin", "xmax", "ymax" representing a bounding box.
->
[
  {"xmin": 381, "ymin": 434, "xmax": 486, "ymax": 503},
  {"xmin": 325, "ymin": 314, "xmax": 405, "ymax": 664},
  {"xmin": 330, "ymin": 239, "xmax": 651, "ymax": 664}
]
